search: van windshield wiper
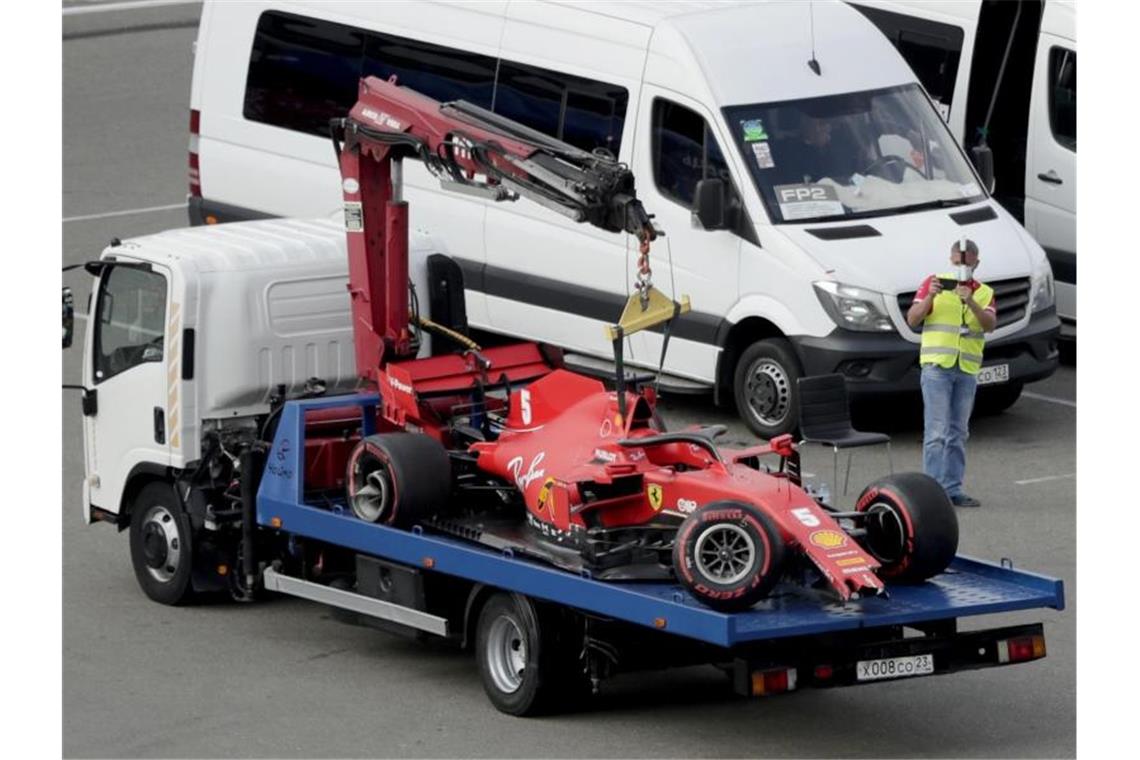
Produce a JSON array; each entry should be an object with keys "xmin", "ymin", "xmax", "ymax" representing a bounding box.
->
[{"xmin": 791, "ymin": 197, "xmax": 978, "ymax": 225}]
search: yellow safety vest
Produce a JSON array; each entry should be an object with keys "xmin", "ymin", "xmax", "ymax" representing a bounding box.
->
[{"xmin": 919, "ymin": 274, "xmax": 994, "ymax": 375}]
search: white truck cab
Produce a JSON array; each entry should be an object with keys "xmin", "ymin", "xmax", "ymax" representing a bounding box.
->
[
  {"xmin": 77, "ymin": 218, "xmax": 393, "ymax": 524},
  {"xmin": 187, "ymin": 0, "xmax": 1060, "ymax": 437}
]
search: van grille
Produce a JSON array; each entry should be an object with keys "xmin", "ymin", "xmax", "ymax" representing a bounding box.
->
[{"xmin": 897, "ymin": 277, "xmax": 1031, "ymax": 331}]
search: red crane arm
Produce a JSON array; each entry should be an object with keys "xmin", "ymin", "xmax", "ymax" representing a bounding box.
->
[{"xmin": 331, "ymin": 75, "xmax": 657, "ymax": 385}]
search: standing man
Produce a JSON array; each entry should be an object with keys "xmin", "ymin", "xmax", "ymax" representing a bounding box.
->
[{"xmin": 906, "ymin": 239, "xmax": 997, "ymax": 507}]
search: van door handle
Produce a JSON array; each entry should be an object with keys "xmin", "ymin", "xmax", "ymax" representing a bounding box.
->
[
  {"xmin": 153, "ymin": 407, "xmax": 166, "ymax": 445},
  {"xmin": 1037, "ymin": 170, "xmax": 1063, "ymax": 185}
]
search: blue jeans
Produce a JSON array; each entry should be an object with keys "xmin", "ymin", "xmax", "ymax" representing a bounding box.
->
[{"xmin": 921, "ymin": 364, "xmax": 978, "ymax": 499}]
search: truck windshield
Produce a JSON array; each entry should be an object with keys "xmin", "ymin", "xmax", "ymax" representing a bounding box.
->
[{"xmin": 723, "ymin": 83, "xmax": 985, "ymax": 224}]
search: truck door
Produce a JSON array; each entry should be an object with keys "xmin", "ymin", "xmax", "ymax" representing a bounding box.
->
[
  {"xmin": 83, "ymin": 262, "xmax": 172, "ymax": 515},
  {"xmin": 1025, "ymin": 37, "xmax": 1076, "ymax": 326}
]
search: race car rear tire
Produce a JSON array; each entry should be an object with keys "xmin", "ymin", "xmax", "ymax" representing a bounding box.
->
[
  {"xmin": 855, "ymin": 472, "xmax": 958, "ymax": 583},
  {"xmin": 346, "ymin": 433, "xmax": 451, "ymax": 528},
  {"xmin": 475, "ymin": 592, "xmax": 583, "ymax": 716},
  {"xmin": 673, "ymin": 501, "xmax": 785, "ymax": 612}
]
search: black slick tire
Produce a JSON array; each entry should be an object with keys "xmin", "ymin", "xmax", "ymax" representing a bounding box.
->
[
  {"xmin": 345, "ymin": 433, "xmax": 451, "ymax": 528},
  {"xmin": 855, "ymin": 472, "xmax": 959, "ymax": 583},
  {"xmin": 129, "ymin": 481, "xmax": 195, "ymax": 606},
  {"xmin": 673, "ymin": 501, "xmax": 785, "ymax": 612},
  {"xmin": 733, "ymin": 338, "xmax": 801, "ymax": 438}
]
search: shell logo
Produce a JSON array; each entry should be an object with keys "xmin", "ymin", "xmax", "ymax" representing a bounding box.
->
[{"xmin": 809, "ymin": 529, "xmax": 848, "ymax": 549}]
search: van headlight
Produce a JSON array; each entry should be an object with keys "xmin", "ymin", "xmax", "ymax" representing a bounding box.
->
[
  {"xmin": 813, "ymin": 281, "xmax": 896, "ymax": 332},
  {"xmin": 1031, "ymin": 261, "xmax": 1055, "ymax": 312}
]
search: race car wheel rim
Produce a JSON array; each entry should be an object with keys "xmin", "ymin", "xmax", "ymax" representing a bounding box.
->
[
  {"xmin": 744, "ymin": 358, "xmax": 790, "ymax": 428},
  {"xmin": 351, "ymin": 464, "xmax": 391, "ymax": 523},
  {"xmin": 486, "ymin": 615, "xmax": 527, "ymax": 694},
  {"xmin": 141, "ymin": 505, "xmax": 181, "ymax": 583},
  {"xmin": 694, "ymin": 523, "xmax": 756, "ymax": 585},
  {"xmin": 863, "ymin": 502, "xmax": 906, "ymax": 563}
]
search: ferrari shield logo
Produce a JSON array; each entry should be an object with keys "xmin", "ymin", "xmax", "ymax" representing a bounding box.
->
[{"xmin": 647, "ymin": 484, "xmax": 664, "ymax": 511}]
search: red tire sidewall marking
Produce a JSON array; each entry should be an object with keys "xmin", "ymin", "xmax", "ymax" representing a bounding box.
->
[
  {"xmin": 860, "ymin": 486, "xmax": 915, "ymax": 578},
  {"xmin": 682, "ymin": 507, "xmax": 770, "ymax": 595},
  {"xmin": 348, "ymin": 441, "xmax": 400, "ymax": 525}
]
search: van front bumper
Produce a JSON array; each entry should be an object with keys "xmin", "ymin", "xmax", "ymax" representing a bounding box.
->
[{"xmin": 789, "ymin": 308, "xmax": 1061, "ymax": 396}]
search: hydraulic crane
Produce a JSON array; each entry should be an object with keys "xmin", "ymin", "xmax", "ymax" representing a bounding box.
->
[{"xmin": 329, "ymin": 75, "xmax": 687, "ymax": 434}]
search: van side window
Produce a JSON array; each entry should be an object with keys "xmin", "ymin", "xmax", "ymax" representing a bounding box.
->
[
  {"xmin": 363, "ymin": 33, "xmax": 496, "ymax": 109},
  {"xmin": 93, "ymin": 266, "xmax": 167, "ymax": 384},
  {"xmin": 851, "ymin": 5, "xmax": 964, "ymax": 120},
  {"xmin": 244, "ymin": 12, "xmax": 498, "ymax": 137},
  {"xmin": 1048, "ymin": 47, "xmax": 1076, "ymax": 152},
  {"xmin": 493, "ymin": 62, "xmax": 628, "ymax": 155},
  {"xmin": 651, "ymin": 99, "xmax": 733, "ymax": 208},
  {"xmin": 244, "ymin": 12, "xmax": 366, "ymax": 137}
]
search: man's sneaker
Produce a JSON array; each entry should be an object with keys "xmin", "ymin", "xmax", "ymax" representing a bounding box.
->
[{"xmin": 951, "ymin": 494, "xmax": 982, "ymax": 508}]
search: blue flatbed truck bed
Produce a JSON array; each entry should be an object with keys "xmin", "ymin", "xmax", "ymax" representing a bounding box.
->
[{"xmin": 252, "ymin": 394, "xmax": 1065, "ymax": 712}]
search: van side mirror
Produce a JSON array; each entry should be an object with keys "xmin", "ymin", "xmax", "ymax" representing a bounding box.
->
[
  {"xmin": 971, "ymin": 144, "xmax": 996, "ymax": 193},
  {"xmin": 692, "ymin": 178, "xmax": 727, "ymax": 230},
  {"xmin": 63, "ymin": 287, "xmax": 75, "ymax": 349}
]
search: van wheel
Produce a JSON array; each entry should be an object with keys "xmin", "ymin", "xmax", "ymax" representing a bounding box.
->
[
  {"xmin": 129, "ymin": 482, "xmax": 195, "ymax": 605},
  {"xmin": 346, "ymin": 433, "xmax": 451, "ymax": 528},
  {"xmin": 733, "ymin": 338, "xmax": 801, "ymax": 438},
  {"xmin": 973, "ymin": 381, "xmax": 1023, "ymax": 416}
]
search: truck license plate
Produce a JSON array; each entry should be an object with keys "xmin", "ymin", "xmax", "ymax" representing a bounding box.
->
[
  {"xmin": 976, "ymin": 363, "xmax": 1009, "ymax": 386},
  {"xmin": 856, "ymin": 654, "xmax": 934, "ymax": 681}
]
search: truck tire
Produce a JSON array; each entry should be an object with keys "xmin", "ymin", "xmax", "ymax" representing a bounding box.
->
[
  {"xmin": 129, "ymin": 481, "xmax": 195, "ymax": 605},
  {"xmin": 346, "ymin": 433, "xmax": 451, "ymax": 528},
  {"xmin": 855, "ymin": 472, "xmax": 958, "ymax": 583},
  {"xmin": 673, "ymin": 501, "xmax": 785, "ymax": 612},
  {"xmin": 733, "ymin": 338, "xmax": 801, "ymax": 438},
  {"xmin": 475, "ymin": 593, "xmax": 574, "ymax": 716}
]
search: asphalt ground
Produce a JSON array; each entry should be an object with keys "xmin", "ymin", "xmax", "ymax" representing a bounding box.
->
[{"xmin": 61, "ymin": 5, "xmax": 1076, "ymax": 757}]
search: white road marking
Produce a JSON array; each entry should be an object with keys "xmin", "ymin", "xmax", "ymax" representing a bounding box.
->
[
  {"xmin": 74, "ymin": 313, "xmax": 88, "ymax": 322},
  {"xmin": 1022, "ymin": 391, "xmax": 1076, "ymax": 409},
  {"xmin": 1015, "ymin": 473, "xmax": 1075, "ymax": 486},
  {"xmin": 63, "ymin": 0, "xmax": 199, "ymax": 16},
  {"xmin": 63, "ymin": 203, "xmax": 186, "ymax": 223}
]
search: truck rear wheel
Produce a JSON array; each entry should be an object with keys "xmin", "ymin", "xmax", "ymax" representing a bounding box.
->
[
  {"xmin": 673, "ymin": 501, "xmax": 785, "ymax": 612},
  {"xmin": 475, "ymin": 592, "xmax": 575, "ymax": 716},
  {"xmin": 855, "ymin": 472, "xmax": 958, "ymax": 583},
  {"xmin": 129, "ymin": 481, "xmax": 195, "ymax": 605},
  {"xmin": 346, "ymin": 433, "xmax": 451, "ymax": 528}
]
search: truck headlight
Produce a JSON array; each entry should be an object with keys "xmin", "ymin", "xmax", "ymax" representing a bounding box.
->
[
  {"xmin": 813, "ymin": 281, "xmax": 896, "ymax": 333},
  {"xmin": 1030, "ymin": 262, "xmax": 1055, "ymax": 312}
]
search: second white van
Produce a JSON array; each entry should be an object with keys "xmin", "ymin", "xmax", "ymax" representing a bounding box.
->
[{"xmin": 186, "ymin": 0, "xmax": 1060, "ymax": 437}]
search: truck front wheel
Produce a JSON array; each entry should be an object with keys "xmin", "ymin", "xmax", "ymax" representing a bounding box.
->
[
  {"xmin": 733, "ymin": 338, "xmax": 801, "ymax": 438},
  {"xmin": 129, "ymin": 482, "xmax": 195, "ymax": 605}
]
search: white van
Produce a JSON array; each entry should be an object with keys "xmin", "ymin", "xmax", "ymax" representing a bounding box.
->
[
  {"xmin": 187, "ymin": 0, "xmax": 1060, "ymax": 437},
  {"xmin": 848, "ymin": 0, "xmax": 1076, "ymax": 337}
]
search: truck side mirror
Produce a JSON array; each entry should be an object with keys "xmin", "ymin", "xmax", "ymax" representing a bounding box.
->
[
  {"xmin": 971, "ymin": 144, "xmax": 996, "ymax": 194},
  {"xmin": 692, "ymin": 178, "xmax": 727, "ymax": 230},
  {"xmin": 63, "ymin": 287, "xmax": 75, "ymax": 349}
]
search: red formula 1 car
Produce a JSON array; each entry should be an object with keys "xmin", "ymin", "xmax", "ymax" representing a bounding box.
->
[{"xmin": 346, "ymin": 367, "xmax": 959, "ymax": 612}]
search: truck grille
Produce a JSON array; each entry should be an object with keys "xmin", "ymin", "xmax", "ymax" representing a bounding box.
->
[{"xmin": 897, "ymin": 277, "xmax": 1030, "ymax": 331}]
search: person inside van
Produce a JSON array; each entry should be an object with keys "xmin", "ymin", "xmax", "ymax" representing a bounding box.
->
[{"xmin": 772, "ymin": 111, "xmax": 865, "ymax": 186}]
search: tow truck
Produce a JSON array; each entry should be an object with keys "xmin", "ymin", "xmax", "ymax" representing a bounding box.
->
[{"xmin": 64, "ymin": 76, "xmax": 1064, "ymax": 715}]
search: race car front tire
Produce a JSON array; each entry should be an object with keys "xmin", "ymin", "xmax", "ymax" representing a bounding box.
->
[
  {"xmin": 855, "ymin": 472, "xmax": 959, "ymax": 583},
  {"xmin": 673, "ymin": 501, "xmax": 786, "ymax": 612}
]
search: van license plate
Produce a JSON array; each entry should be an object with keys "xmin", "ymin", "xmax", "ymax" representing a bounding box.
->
[
  {"xmin": 856, "ymin": 654, "xmax": 934, "ymax": 681},
  {"xmin": 977, "ymin": 364, "xmax": 1009, "ymax": 386}
]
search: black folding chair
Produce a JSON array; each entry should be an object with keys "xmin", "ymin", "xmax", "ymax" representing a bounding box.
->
[{"xmin": 797, "ymin": 374, "xmax": 893, "ymax": 495}]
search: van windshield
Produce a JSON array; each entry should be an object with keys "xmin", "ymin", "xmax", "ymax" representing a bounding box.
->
[{"xmin": 723, "ymin": 84, "xmax": 985, "ymax": 224}]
